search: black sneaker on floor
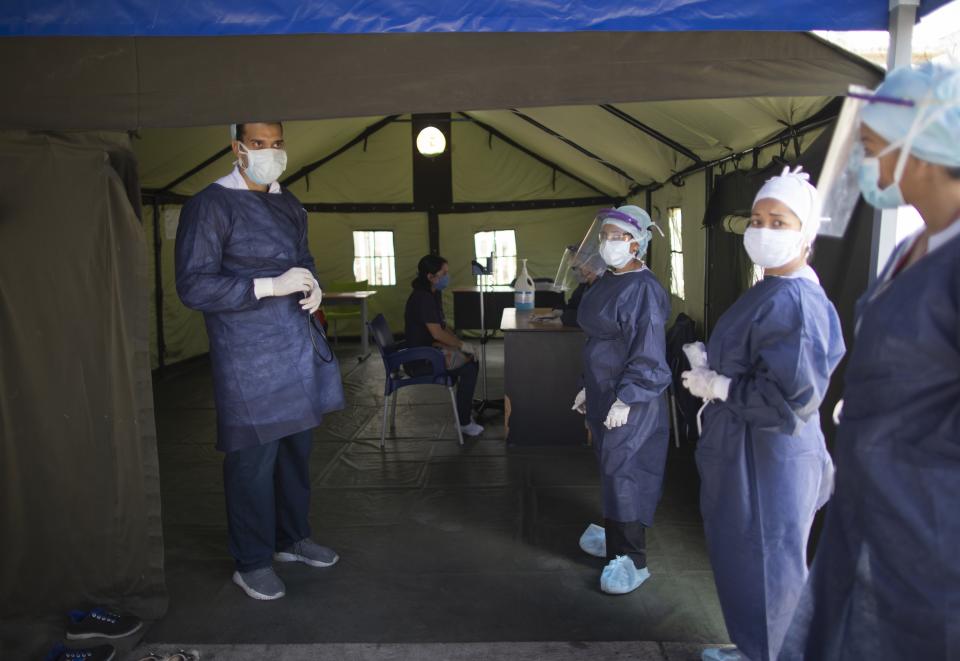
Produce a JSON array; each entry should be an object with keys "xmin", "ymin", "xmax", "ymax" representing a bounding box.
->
[
  {"xmin": 45, "ymin": 642, "xmax": 116, "ymax": 661},
  {"xmin": 66, "ymin": 607, "xmax": 143, "ymax": 640}
]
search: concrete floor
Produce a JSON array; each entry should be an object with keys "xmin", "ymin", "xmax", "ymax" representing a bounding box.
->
[
  {"xmin": 9, "ymin": 339, "xmax": 731, "ymax": 661},
  {"xmin": 124, "ymin": 641, "xmax": 736, "ymax": 660}
]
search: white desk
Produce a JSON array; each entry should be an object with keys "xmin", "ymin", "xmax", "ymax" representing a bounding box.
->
[{"xmin": 324, "ymin": 290, "xmax": 378, "ymax": 356}]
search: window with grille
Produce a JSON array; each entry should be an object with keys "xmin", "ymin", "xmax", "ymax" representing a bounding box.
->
[
  {"xmin": 668, "ymin": 207, "xmax": 685, "ymax": 300},
  {"xmin": 352, "ymin": 230, "xmax": 396, "ymax": 286},
  {"xmin": 474, "ymin": 229, "xmax": 518, "ymax": 286}
]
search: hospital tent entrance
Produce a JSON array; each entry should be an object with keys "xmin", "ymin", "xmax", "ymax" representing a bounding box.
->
[{"xmin": 0, "ymin": 15, "xmax": 893, "ymax": 660}]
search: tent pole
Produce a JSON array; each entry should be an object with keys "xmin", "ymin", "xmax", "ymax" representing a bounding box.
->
[
  {"xmin": 869, "ymin": 0, "xmax": 918, "ymax": 282},
  {"xmin": 509, "ymin": 109, "xmax": 641, "ymax": 188},
  {"xmin": 159, "ymin": 146, "xmax": 232, "ymax": 193},
  {"xmin": 459, "ymin": 113, "xmax": 615, "ymax": 197},
  {"xmin": 428, "ymin": 208, "xmax": 440, "ymax": 255},
  {"xmin": 703, "ymin": 166, "xmax": 714, "ymax": 338},
  {"xmin": 282, "ymin": 115, "xmax": 400, "ymax": 188},
  {"xmin": 600, "ymin": 104, "xmax": 703, "ymax": 166}
]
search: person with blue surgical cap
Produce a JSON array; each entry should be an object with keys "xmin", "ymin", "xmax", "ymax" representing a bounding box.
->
[
  {"xmin": 175, "ymin": 122, "xmax": 346, "ymax": 601},
  {"xmin": 571, "ymin": 205, "xmax": 672, "ymax": 595},
  {"xmin": 779, "ymin": 62, "xmax": 960, "ymax": 661},
  {"xmin": 682, "ymin": 167, "xmax": 845, "ymax": 661}
]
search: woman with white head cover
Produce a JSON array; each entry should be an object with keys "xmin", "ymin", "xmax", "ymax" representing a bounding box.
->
[
  {"xmin": 570, "ymin": 205, "xmax": 673, "ymax": 595},
  {"xmin": 780, "ymin": 63, "xmax": 960, "ymax": 661},
  {"xmin": 681, "ymin": 167, "xmax": 845, "ymax": 661}
]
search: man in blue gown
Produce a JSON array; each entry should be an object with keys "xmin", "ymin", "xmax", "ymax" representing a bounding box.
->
[{"xmin": 175, "ymin": 122, "xmax": 345, "ymax": 600}]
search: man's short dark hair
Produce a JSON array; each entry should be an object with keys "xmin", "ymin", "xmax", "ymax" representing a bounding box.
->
[{"xmin": 235, "ymin": 122, "xmax": 283, "ymax": 142}]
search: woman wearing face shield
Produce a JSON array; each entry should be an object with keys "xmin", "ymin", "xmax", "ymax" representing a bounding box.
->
[
  {"xmin": 570, "ymin": 205, "xmax": 672, "ymax": 595},
  {"xmin": 779, "ymin": 63, "xmax": 960, "ymax": 661},
  {"xmin": 681, "ymin": 168, "xmax": 845, "ymax": 661}
]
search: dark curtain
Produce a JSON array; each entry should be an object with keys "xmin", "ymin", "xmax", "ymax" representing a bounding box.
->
[{"xmin": 0, "ymin": 132, "xmax": 167, "ymax": 654}]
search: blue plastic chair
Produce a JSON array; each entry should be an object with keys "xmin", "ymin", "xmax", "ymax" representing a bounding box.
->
[{"xmin": 368, "ymin": 314, "xmax": 464, "ymax": 449}]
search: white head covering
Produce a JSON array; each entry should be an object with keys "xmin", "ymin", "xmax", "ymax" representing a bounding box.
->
[
  {"xmin": 229, "ymin": 124, "xmax": 238, "ymax": 140},
  {"xmin": 753, "ymin": 165, "xmax": 824, "ymax": 241}
]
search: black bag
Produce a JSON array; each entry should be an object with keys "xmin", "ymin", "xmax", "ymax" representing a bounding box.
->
[{"xmin": 665, "ymin": 313, "xmax": 702, "ymax": 445}]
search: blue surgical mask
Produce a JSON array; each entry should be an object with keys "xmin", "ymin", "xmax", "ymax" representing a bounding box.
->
[
  {"xmin": 858, "ymin": 156, "xmax": 905, "ymax": 209},
  {"xmin": 434, "ymin": 274, "xmax": 450, "ymax": 291}
]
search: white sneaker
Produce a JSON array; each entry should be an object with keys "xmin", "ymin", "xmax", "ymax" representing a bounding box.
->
[
  {"xmin": 461, "ymin": 421, "xmax": 484, "ymax": 436},
  {"xmin": 232, "ymin": 567, "xmax": 285, "ymax": 600}
]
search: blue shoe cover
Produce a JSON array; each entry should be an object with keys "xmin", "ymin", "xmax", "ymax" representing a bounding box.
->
[
  {"xmin": 600, "ymin": 555, "xmax": 650, "ymax": 594},
  {"xmin": 579, "ymin": 523, "xmax": 606, "ymax": 558},
  {"xmin": 702, "ymin": 647, "xmax": 747, "ymax": 661}
]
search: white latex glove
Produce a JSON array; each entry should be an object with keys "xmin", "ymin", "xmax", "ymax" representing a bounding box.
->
[
  {"xmin": 299, "ymin": 278, "xmax": 323, "ymax": 314},
  {"xmin": 460, "ymin": 341, "xmax": 478, "ymax": 355},
  {"xmin": 682, "ymin": 341, "xmax": 709, "ymax": 370},
  {"xmin": 603, "ymin": 398, "xmax": 630, "ymax": 430},
  {"xmin": 572, "ymin": 388, "xmax": 586, "ymax": 415},
  {"xmin": 256, "ymin": 267, "xmax": 315, "ymax": 298},
  {"xmin": 832, "ymin": 399, "xmax": 844, "ymax": 425},
  {"xmin": 681, "ymin": 368, "xmax": 731, "ymax": 402}
]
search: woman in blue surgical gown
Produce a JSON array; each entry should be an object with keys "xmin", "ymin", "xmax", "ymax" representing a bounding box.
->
[
  {"xmin": 779, "ymin": 63, "xmax": 960, "ymax": 661},
  {"xmin": 682, "ymin": 167, "xmax": 845, "ymax": 661},
  {"xmin": 572, "ymin": 205, "xmax": 672, "ymax": 596}
]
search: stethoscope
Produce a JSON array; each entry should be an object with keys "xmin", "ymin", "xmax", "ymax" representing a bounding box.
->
[{"xmin": 304, "ymin": 293, "xmax": 335, "ymax": 363}]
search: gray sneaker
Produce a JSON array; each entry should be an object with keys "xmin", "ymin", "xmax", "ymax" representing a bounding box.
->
[
  {"xmin": 274, "ymin": 538, "xmax": 339, "ymax": 568},
  {"xmin": 232, "ymin": 567, "xmax": 285, "ymax": 600}
]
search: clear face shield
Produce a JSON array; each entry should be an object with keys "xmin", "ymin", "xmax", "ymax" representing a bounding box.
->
[
  {"xmin": 553, "ymin": 209, "xmax": 663, "ymax": 291},
  {"xmin": 552, "ymin": 215, "xmax": 614, "ymax": 291},
  {"xmin": 815, "ymin": 87, "xmax": 872, "ymax": 239},
  {"xmin": 817, "ymin": 84, "xmax": 954, "ymax": 238}
]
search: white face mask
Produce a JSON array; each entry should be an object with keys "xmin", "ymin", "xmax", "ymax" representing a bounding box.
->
[
  {"xmin": 599, "ymin": 239, "xmax": 636, "ymax": 268},
  {"xmin": 743, "ymin": 227, "xmax": 806, "ymax": 269},
  {"xmin": 238, "ymin": 143, "xmax": 288, "ymax": 186}
]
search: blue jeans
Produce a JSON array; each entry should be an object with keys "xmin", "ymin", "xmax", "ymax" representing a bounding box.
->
[
  {"xmin": 223, "ymin": 429, "xmax": 313, "ymax": 572},
  {"xmin": 448, "ymin": 360, "xmax": 479, "ymax": 425}
]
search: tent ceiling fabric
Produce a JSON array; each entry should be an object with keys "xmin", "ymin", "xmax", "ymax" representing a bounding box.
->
[
  {"xmin": 2, "ymin": 32, "xmax": 880, "ymax": 131},
  {"xmin": 464, "ymin": 110, "xmax": 633, "ymax": 196},
  {"xmin": 138, "ymin": 93, "xmax": 834, "ymax": 201},
  {"xmin": 611, "ymin": 97, "xmax": 833, "ymax": 175},
  {"xmin": 1, "ymin": 0, "xmax": 951, "ymax": 36},
  {"xmin": 137, "ymin": 116, "xmax": 399, "ymax": 195}
]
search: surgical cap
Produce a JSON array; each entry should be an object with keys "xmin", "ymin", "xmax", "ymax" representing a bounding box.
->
[
  {"xmin": 753, "ymin": 165, "xmax": 823, "ymax": 240},
  {"xmin": 598, "ymin": 205, "xmax": 655, "ymax": 239},
  {"xmin": 229, "ymin": 124, "xmax": 238, "ymax": 140},
  {"xmin": 860, "ymin": 62, "xmax": 960, "ymax": 167}
]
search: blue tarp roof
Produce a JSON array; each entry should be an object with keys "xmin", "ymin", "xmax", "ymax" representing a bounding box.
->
[{"xmin": 1, "ymin": 0, "xmax": 954, "ymax": 37}]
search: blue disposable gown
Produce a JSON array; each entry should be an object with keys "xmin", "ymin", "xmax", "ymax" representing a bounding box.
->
[
  {"xmin": 698, "ymin": 272, "xmax": 844, "ymax": 661},
  {"xmin": 175, "ymin": 184, "xmax": 345, "ymax": 452},
  {"xmin": 577, "ymin": 268, "xmax": 672, "ymax": 525},
  {"xmin": 779, "ymin": 232, "xmax": 960, "ymax": 661}
]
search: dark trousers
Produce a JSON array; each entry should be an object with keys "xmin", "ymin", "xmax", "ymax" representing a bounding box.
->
[
  {"xmin": 448, "ymin": 359, "xmax": 479, "ymax": 425},
  {"xmin": 223, "ymin": 429, "xmax": 313, "ymax": 572},
  {"xmin": 605, "ymin": 518, "xmax": 647, "ymax": 570}
]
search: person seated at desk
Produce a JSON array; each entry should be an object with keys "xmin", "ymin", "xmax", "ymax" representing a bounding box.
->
[
  {"xmin": 561, "ymin": 263, "xmax": 603, "ymax": 327},
  {"xmin": 404, "ymin": 254, "xmax": 484, "ymax": 437}
]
